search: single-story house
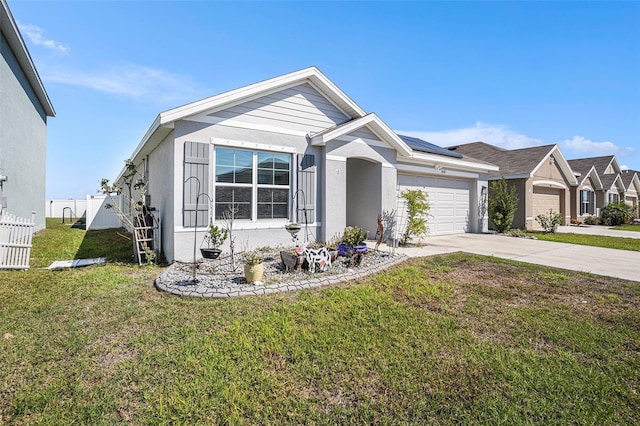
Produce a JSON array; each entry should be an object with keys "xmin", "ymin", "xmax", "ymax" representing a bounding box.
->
[
  {"xmin": 566, "ymin": 158, "xmax": 604, "ymax": 220},
  {"xmin": 447, "ymin": 142, "xmax": 578, "ymax": 230},
  {"xmin": 577, "ymin": 155, "xmax": 625, "ymax": 208},
  {"xmin": 1, "ymin": 0, "xmax": 55, "ymax": 230},
  {"xmin": 620, "ymin": 169, "xmax": 640, "ymax": 218},
  {"xmin": 117, "ymin": 67, "xmax": 498, "ymax": 262}
]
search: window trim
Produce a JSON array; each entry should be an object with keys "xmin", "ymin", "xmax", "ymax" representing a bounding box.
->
[{"xmin": 213, "ymin": 146, "xmax": 292, "ymax": 222}]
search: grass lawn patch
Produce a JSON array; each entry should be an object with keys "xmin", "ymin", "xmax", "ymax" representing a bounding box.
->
[
  {"xmin": 531, "ymin": 231, "xmax": 640, "ymax": 251},
  {"xmin": 612, "ymin": 224, "xmax": 640, "ymax": 232},
  {"xmin": 0, "ymin": 221, "xmax": 638, "ymax": 423}
]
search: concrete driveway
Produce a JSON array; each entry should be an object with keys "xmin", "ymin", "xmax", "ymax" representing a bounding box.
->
[
  {"xmin": 382, "ymin": 233, "xmax": 640, "ymax": 283},
  {"xmin": 556, "ymin": 225, "xmax": 640, "ymax": 239}
]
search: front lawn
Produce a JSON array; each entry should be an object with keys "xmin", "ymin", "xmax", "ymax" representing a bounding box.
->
[
  {"xmin": 531, "ymin": 231, "xmax": 640, "ymax": 251},
  {"xmin": 612, "ymin": 224, "xmax": 640, "ymax": 232},
  {"xmin": 1, "ymin": 222, "xmax": 638, "ymax": 424}
]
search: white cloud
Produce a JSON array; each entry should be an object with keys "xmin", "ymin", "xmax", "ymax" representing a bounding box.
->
[
  {"xmin": 561, "ymin": 136, "xmax": 634, "ymax": 157},
  {"xmin": 397, "ymin": 121, "xmax": 545, "ymax": 150},
  {"xmin": 18, "ymin": 22, "xmax": 69, "ymax": 55},
  {"xmin": 43, "ymin": 64, "xmax": 203, "ymax": 104}
]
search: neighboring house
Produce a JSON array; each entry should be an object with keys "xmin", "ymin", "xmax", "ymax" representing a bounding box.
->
[
  {"xmin": 620, "ymin": 169, "xmax": 640, "ymax": 218},
  {"xmin": 117, "ymin": 67, "xmax": 498, "ymax": 262},
  {"xmin": 0, "ymin": 0, "xmax": 55, "ymax": 231},
  {"xmin": 566, "ymin": 158, "xmax": 604, "ymax": 221},
  {"xmin": 571, "ymin": 155, "xmax": 624, "ymax": 210},
  {"xmin": 448, "ymin": 142, "xmax": 578, "ymax": 230}
]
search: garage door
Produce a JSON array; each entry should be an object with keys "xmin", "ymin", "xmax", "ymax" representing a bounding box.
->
[
  {"xmin": 398, "ymin": 174, "xmax": 471, "ymax": 235},
  {"xmin": 532, "ymin": 186, "xmax": 561, "ymax": 230}
]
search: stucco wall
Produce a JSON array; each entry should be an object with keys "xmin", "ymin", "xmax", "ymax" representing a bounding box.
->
[
  {"xmin": 0, "ymin": 32, "xmax": 47, "ymax": 230},
  {"xmin": 346, "ymin": 158, "xmax": 382, "ymax": 237},
  {"xmin": 146, "ymin": 130, "xmax": 175, "ymax": 261}
]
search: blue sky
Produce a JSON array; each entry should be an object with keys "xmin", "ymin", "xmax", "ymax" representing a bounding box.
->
[{"xmin": 9, "ymin": 0, "xmax": 640, "ymax": 199}]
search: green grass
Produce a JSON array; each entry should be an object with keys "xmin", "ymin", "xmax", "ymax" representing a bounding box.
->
[
  {"xmin": 612, "ymin": 224, "xmax": 640, "ymax": 232},
  {"xmin": 531, "ymin": 231, "xmax": 640, "ymax": 251},
  {"xmin": 1, "ymin": 220, "xmax": 638, "ymax": 424}
]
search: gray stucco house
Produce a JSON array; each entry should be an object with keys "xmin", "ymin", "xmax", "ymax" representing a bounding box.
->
[
  {"xmin": 1, "ymin": 0, "xmax": 55, "ymax": 231},
  {"xmin": 118, "ymin": 67, "xmax": 497, "ymax": 262}
]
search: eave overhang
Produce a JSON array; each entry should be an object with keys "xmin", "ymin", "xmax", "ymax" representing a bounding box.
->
[
  {"xmin": 309, "ymin": 113, "xmax": 413, "ymax": 157},
  {"xmin": 0, "ymin": 0, "xmax": 55, "ymax": 117}
]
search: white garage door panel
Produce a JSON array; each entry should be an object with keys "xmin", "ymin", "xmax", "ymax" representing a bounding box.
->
[{"xmin": 398, "ymin": 174, "xmax": 471, "ymax": 236}]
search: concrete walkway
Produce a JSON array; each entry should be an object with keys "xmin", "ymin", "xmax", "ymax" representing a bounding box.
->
[
  {"xmin": 381, "ymin": 233, "xmax": 640, "ymax": 283},
  {"xmin": 556, "ymin": 225, "xmax": 640, "ymax": 239}
]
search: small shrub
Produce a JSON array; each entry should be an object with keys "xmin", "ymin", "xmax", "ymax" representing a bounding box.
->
[
  {"xmin": 341, "ymin": 226, "xmax": 367, "ymax": 246},
  {"xmin": 488, "ymin": 177, "xmax": 518, "ymax": 233},
  {"xmin": 583, "ymin": 215, "xmax": 600, "ymax": 225},
  {"xmin": 601, "ymin": 202, "xmax": 634, "ymax": 226},
  {"xmin": 242, "ymin": 250, "xmax": 264, "ymax": 265},
  {"xmin": 204, "ymin": 224, "xmax": 228, "ymax": 248},
  {"xmin": 535, "ymin": 210, "xmax": 563, "ymax": 233},
  {"xmin": 508, "ymin": 229, "xmax": 528, "ymax": 238},
  {"xmin": 401, "ymin": 189, "xmax": 431, "ymax": 244}
]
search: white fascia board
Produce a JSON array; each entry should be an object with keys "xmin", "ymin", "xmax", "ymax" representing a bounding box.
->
[
  {"xmin": 583, "ymin": 166, "xmax": 604, "ymax": 190},
  {"xmin": 0, "ymin": 0, "xmax": 55, "ymax": 116},
  {"xmin": 159, "ymin": 67, "xmax": 364, "ymax": 126},
  {"xmin": 396, "ymin": 163, "xmax": 480, "ymax": 179},
  {"xmin": 531, "ymin": 145, "xmax": 579, "ymax": 186},
  {"xmin": 609, "ymin": 157, "xmax": 622, "ymax": 174},
  {"xmin": 311, "ymin": 114, "xmax": 413, "ymax": 157},
  {"xmin": 611, "ymin": 174, "xmax": 626, "ymax": 192},
  {"xmin": 115, "ymin": 114, "xmax": 169, "ymax": 182},
  {"xmin": 404, "ymin": 152, "xmax": 499, "ymax": 174},
  {"xmin": 310, "ymin": 115, "xmax": 374, "ymax": 145},
  {"xmin": 631, "ymin": 174, "xmax": 640, "ymax": 193}
]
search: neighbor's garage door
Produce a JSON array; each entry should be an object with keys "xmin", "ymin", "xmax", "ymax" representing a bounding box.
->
[
  {"xmin": 398, "ymin": 174, "xmax": 471, "ymax": 235},
  {"xmin": 532, "ymin": 186, "xmax": 561, "ymax": 230}
]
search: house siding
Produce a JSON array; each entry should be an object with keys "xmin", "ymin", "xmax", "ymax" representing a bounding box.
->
[
  {"xmin": 0, "ymin": 31, "xmax": 47, "ymax": 231},
  {"xmin": 147, "ymin": 130, "xmax": 175, "ymax": 261},
  {"xmin": 208, "ymin": 83, "xmax": 349, "ymax": 134}
]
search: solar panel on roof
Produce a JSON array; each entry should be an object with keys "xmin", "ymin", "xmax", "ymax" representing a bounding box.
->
[{"xmin": 398, "ymin": 135, "xmax": 463, "ymax": 159}]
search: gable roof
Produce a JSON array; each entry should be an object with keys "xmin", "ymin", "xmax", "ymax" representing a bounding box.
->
[
  {"xmin": 448, "ymin": 142, "xmax": 578, "ymax": 185},
  {"xmin": 620, "ymin": 170, "xmax": 640, "ymax": 192},
  {"xmin": 125, "ymin": 67, "xmax": 498, "ymax": 178},
  {"xmin": 128, "ymin": 67, "xmax": 365, "ymax": 162},
  {"xmin": 308, "ymin": 113, "xmax": 413, "ymax": 157},
  {"xmin": 570, "ymin": 155, "xmax": 619, "ymax": 176},
  {"xmin": 0, "ymin": 0, "xmax": 55, "ymax": 117},
  {"xmin": 601, "ymin": 173, "xmax": 625, "ymax": 192}
]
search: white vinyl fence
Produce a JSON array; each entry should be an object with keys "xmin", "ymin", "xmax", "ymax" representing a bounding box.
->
[
  {"xmin": 0, "ymin": 211, "xmax": 36, "ymax": 270},
  {"xmin": 46, "ymin": 199, "xmax": 87, "ymax": 219},
  {"xmin": 86, "ymin": 195, "xmax": 124, "ymax": 230}
]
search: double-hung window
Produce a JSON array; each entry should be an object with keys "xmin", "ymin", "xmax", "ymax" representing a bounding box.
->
[
  {"xmin": 580, "ymin": 189, "xmax": 594, "ymax": 215},
  {"xmin": 214, "ymin": 147, "xmax": 290, "ymax": 220},
  {"xmin": 608, "ymin": 192, "xmax": 619, "ymax": 204}
]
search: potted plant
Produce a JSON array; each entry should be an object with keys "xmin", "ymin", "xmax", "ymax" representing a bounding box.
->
[
  {"xmin": 200, "ymin": 224, "xmax": 228, "ymax": 259},
  {"xmin": 243, "ymin": 249, "xmax": 264, "ymax": 284},
  {"xmin": 338, "ymin": 226, "xmax": 368, "ymax": 256}
]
